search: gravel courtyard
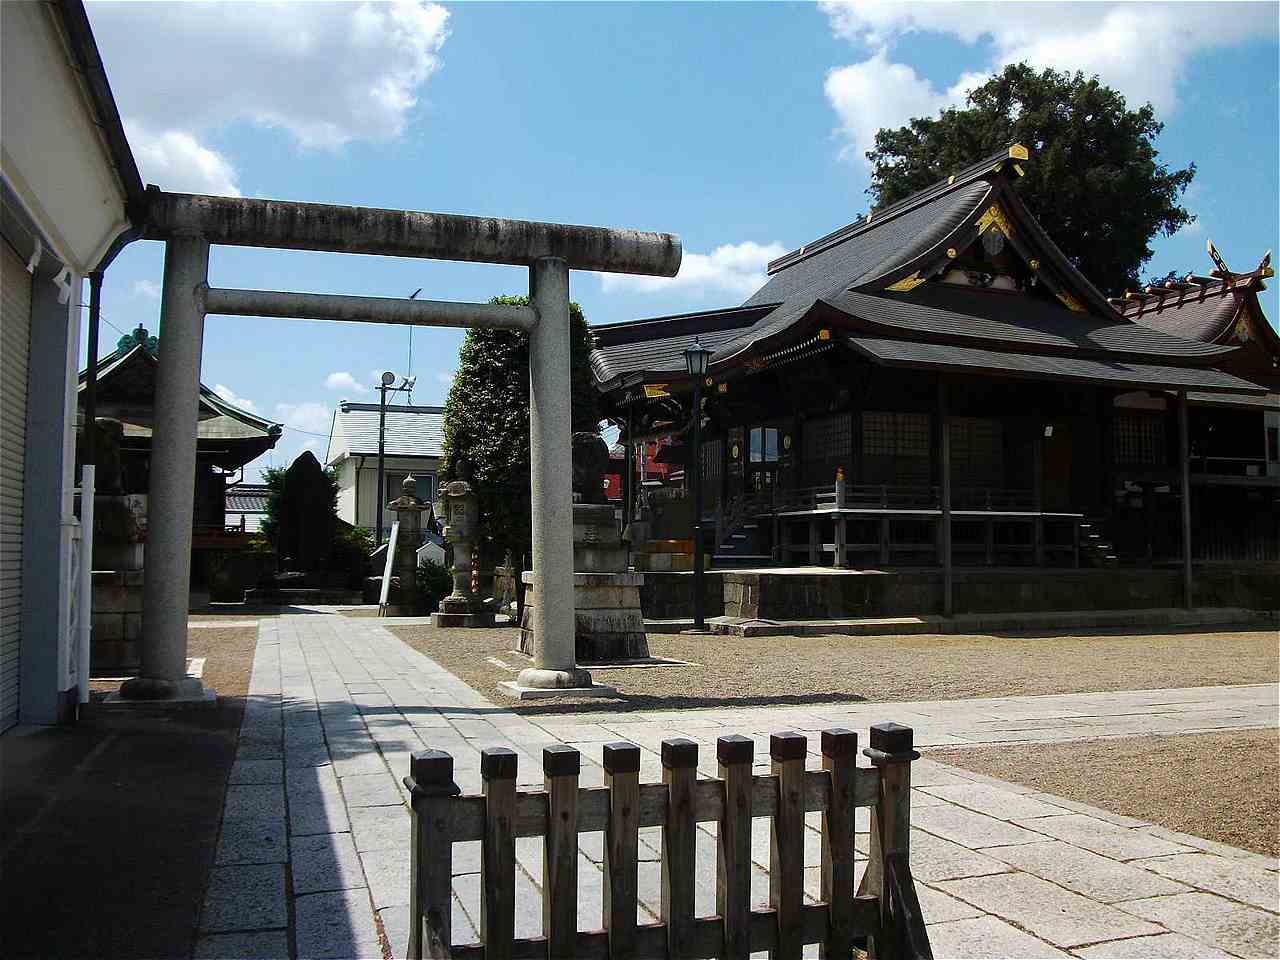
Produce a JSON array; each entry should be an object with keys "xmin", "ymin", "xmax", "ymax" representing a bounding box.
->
[{"xmin": 388, "ymin": 623, "xmax": 1280, "ymax": 712}]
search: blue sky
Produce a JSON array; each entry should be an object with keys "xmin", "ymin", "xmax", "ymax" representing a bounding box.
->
[{"xmin": 84, "ymin": 1, "xmax": 1279, "ymax": 480}]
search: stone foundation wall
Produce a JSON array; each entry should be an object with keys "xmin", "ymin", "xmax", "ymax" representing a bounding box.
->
[
  {"xmin": 639, "ymin": 572, "xmax": 725, "ymax": 620},
  {"xmin": 707, "ymin": 564, "xmax": 1280, "ymax": 621},
  {"xmin": 92, "ymin": 570, "xmax": 144, "ymax": 671}
]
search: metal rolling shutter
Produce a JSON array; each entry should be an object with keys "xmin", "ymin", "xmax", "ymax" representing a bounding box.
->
[{"xmin": 1, "ymin": 240, "xmax": 32, "ymax": 731}]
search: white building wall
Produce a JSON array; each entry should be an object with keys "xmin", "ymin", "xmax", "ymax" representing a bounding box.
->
[{"xmin": 350, "ymin": 455, "xmax": 440, "ymax": 532}]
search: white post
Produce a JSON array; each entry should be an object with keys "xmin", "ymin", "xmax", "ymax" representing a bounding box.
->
[
  {"xmin": 122, "ymin": 234, "xmax": 210, "ymax": 700},
  {"xmin": 516, "ymin": 257, "xmax": 593, "ymax": 691},
  {"xmin": 78, "ymin": 465, "xmax": 94, "ymax": 704}
]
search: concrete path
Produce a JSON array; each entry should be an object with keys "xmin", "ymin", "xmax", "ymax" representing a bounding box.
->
[{"xmin": 197, "ymin": 615, "xmax": 1279, "ymax": 959}]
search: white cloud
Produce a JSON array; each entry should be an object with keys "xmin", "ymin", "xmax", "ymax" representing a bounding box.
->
[
  {"xmin": 132, "ymin": 279, "xmax": 161, "ymax": 299},
  {"xmin": 88, "ymin": 1, "xmax": 450, "ymax": 192},
  {"xmin": 213, "ymin": 384, "xmax": 258, "ymax": 414},
  {"xmin": 276, "ymin": 401, "xmax": 333, "ymax": 437},
  {"xmin": 819, "ymin": 2, "xmax": 1274, "ymax": 164},
  {"xmin": 125, "ymin": 121, "xmax": 241, "ymax": 196},
  {"xmin": 600, "ymin": 241, "xmax": 788, "ymax": 299},
  {"xmin": 324, "ymin": 371, "xmax": 368, "ymax": 394}
]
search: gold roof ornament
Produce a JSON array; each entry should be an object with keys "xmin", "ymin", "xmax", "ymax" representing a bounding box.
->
[
  {"xmin": 1008, "ymin": 143, "xmax": 1030, "ymax": 161},
  {"xmin": 1056, "ymin": 289, "xmax": 1086, "ymax": 313},
  {"xmin": 886, "ymin": 271, "xmax": 927, "ymax": 292},
  {"xmin": 1029, "ymin": 258, "xmax": 1040, "ymax": 270},
  {"xmin": 976, "ymin": 202, "xmax": 1014, "ymax": 239},
  {"xmin": 643, "ymin": 383, "xmax": 670, "ymax": 398},
  {"xmin": 946, "ymin": 248, "xmax": 958, "ymax": 258}
]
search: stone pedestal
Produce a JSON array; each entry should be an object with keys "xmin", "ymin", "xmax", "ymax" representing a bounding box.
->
[
  {"xmin": 430, "ymin": 476, "xmax": 494, "ymax": 627},
  {"xmin": 519, "ymin": 502, "xmax": 650, "ymax": 662}
]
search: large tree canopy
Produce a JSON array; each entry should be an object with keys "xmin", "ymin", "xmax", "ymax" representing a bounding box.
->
[
  {"xmin": 866, "ymin": 63, "xmax": 1196, "ymax": 296},
  {"xmin": 440, "ymin": 296, "xmax": 599, "ymax": 564}
]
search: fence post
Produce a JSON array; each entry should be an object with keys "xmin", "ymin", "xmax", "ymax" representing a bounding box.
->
[
  {"xmin": 770, "ymin": 732, "xmax": 806, "ymax": 960},
  {"xmin": 604, "ymin": 742, "xmax": 640, "ymax": 960},
  {"xmin": 661, "ymin": 738, "xmax": 698, "ymax": 958},
  {"xmin": 820, "ymin": 729, "xmax": 858, "ymax": 959},
  {"xmin": 863, "ymin": 723, "xmax": 919, "ymax": 959},
  {"xmin": 544, "ymin": 745, "xmax": 580, "ymax": 959},
  {"xmin": 717, "ymin": 735, "xmax": 753, "ymax": 960},
  {"xmin": 482, "ymin": 747, "xmax": 517, "ymax": 960},
  {"xmin": 406, "ymin": 750, "xmax": 460, "ymax": 960}
]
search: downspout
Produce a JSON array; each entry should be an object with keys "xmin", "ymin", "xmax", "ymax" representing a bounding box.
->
[
  {"xmin": 356, "ymin": 456, "xmax": 366, "ymax": 533},
  {"xmin": 79, "ymin": 225, "xmax": 144, "ymax": 707}
]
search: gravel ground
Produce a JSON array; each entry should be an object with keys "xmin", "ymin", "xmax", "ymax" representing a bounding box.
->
[
  {"xmin": 387, "ymin": 623, "xmax": 1279, "ymax": 714},
  {"xmin": 89, "ymin": 626, "xmax": 258, "ymax": 699},
  {"xmin": 932, "ymin": 731, "xmax": 1280, "ymax": 857}
]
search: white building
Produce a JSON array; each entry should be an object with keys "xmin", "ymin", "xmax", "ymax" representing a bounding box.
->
[
  {"xmin": 2, "ymin": 0, "xmax": 145, "ymax": 730},
  {"xmin": 325, "ymin": 401, "xmax": 445, "ymax": 539}
]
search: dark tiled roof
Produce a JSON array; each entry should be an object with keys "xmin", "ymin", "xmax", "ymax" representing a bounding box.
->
[
  {"xmin": 831, "ymin": 286, "xmax": 1236, "ymax": 359},
  {"xmin": 1187, "ymin": 391, "xmax": 1280, "ymax": 410},
  {"xmin": 844, "ymin": 334, "xmax": 1265, "ymax": 394},
  {"xmin": 1126, "ymin": 285, "xmax": 1244, "ymax": 342},
  {"xmin": 589, "ymin": 305, "xmax": 771, "ymax": 386},
  {"xmin": 226, "ymin": 484, "xmax": 269, "ymax": 513}
]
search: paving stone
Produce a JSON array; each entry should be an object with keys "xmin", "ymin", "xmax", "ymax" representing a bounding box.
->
[
  {"xmin": 361, "ymin": 848, "xmax": 411, "ymax": 909},
  {"xmin": 915, "ymin": 883, "xmax": 985, "ymax": 923},
  {"xmin": 985, "ymin": 841, "xmax": 1190, "ymax": 903},
  {"xmin": 912, "ymin": 803, "xmax": 1046, "ymax": 848},
  {"xmin": 229, "ymin": 758, "xmax": 284, "ymax": 785},
  {"xmin": 1117, "ymin": 892, "xmax": 1280, "ymax": 959},
  {"xmin": 349, "ymin": 804, "xmax": 410, "ymax": 853},
  {"xmin": 924, "ymin": 916, "xmax": 1071, "ymax": 959},
  {"xmin": 193, "ymin": 930, "xmax": 290, "ymax": 960},
  {"xmin": 200, "ymin": 863, "xmax": 288, "ymax": 932},
  {"xmin": 215, "ymin": 815, "xmax": 288, "ymax": 865},
  {"xmin": 339, "ymin": 771, "xmax": 403, "ymax": 807},
  {"xmin": 1139, "ymin": 826, "xmax": 1280, "ymax": 872},
  {"xmin": 1135, "ymin": 853, "xmax": 1280, "ymax": 911},
  {"xmin": 938, "ymin": 872, "xmax": 1162, "ymax": 948},
  {"xmin": 1073, "ymin": 932, "xmax": 1233, "ymax": 958},
  {"xmin": 874, "ymin": 828, "xmax": 1010, "ymax": 883},
  {"xmin": 920, "ymin": 783, "xmax": 1070, "ymax": 821},
  {"xmin": 294, "ymin": 887, "xmax": 381, "ymax": 960},
  {"xmin": 292, "ymin": 832, "xmax": 367, "ymax": 894},
  {"xmin": 1020, "ymin": 792, "xmax": 1149, "ymax": 828},
  {"xmin": 285, "ymin": 743, "xmax": 333, "ymax": 768},
  {"xmin": 450, "ymin": 874, "xmax": 485, "ymax": 944},
  {"xmin": 1013, "ymin": 814, "xmax": 1194, "ymax": 861},
  {"xmin": 290, "ymin": 792, "xmax": 350, "ymax": 837},
  {"xmin": 222, "ymin": 783, "xmax": 286, "ymax": 820}
]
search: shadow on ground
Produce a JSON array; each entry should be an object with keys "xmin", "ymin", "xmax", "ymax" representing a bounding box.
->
[{"xmin": 0, "ymin": 698, "xmax": 244, "ymax": 960}]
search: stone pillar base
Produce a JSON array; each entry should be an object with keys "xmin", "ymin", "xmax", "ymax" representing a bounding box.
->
[
  {"xmin": 520, "ymin": 571, "xmax": 651, "ymax": 661},
  {"xmin": 110, "ymin": 675, "xmax": 215, "ymax": 708},
  {"xmin": 432, "ymin": 610, "xmax": 496, "ymax": 628},
  {"xmin": 497, "ymin": 665, "xmax": 616, "ymax": 700}
]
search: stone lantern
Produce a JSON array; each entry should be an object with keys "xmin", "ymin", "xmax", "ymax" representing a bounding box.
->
[
  {"xmin": 383, "ymin": 475, "xmax": 429, "ymax": 616},
  {"xmin": 432, "ymin": 466, "xmax": 495, "ymax": 627}
]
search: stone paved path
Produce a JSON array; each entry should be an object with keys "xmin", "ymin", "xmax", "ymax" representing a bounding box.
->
[{"xmin": 196, "ymin": 615, "xmax": 1279, "ymax": 959}]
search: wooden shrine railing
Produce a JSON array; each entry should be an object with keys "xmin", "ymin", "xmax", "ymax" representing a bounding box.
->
[{"xmin": 405, "ymin": 723, "xmax": 932, "ymax": 960}]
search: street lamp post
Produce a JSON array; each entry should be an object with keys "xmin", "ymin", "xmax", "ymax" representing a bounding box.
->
[
  {"xmin": 375, "ymin": 370, "xmax": 416, "ymax": 546},
  {"xmin": 683, "ymin": 338, "xmax": 712, "ymax": 630}
]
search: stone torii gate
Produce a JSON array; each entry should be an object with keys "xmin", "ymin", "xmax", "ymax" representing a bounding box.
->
[{"xmin": 120, "ymin": 189, "xmax": 680, "ymax": 701}]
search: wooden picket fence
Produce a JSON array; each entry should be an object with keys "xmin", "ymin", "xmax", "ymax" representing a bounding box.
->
[{"xmin": 404, "ymin": 722, "xmax": 932, "ymax": 960}]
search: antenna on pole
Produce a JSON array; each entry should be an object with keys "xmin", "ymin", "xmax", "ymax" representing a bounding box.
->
[{"xmin": 407, "ymin": 287, "xmax": 422, "ymax": 401}]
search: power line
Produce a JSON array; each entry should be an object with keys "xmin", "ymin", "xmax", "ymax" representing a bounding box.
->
[
  {"xmin": 279, "ymin": 423, "xmax": 331, "ymax": 439},
  {"xmin": 77, "ymin": 302, "xmax": 131, "ymax": 341}
]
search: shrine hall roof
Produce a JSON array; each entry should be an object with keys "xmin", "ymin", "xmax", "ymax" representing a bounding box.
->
[{"xmin": 590, "ymin": 145, "xmax": 1269, "ymax": 397}]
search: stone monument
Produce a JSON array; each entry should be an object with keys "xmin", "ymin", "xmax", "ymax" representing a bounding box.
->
[
  {"xmin": 520, "ymin": 433, "xmax": 650, "ymax": 661},
  {"xmin": 432, "ymin": 463, "xmax": 495, "ymax": 627}
]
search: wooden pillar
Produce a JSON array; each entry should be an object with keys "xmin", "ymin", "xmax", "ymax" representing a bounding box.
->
[
  {"xmin": 808, "ymin": 519, "xmax": 819, "ymax": 565},
  {"xmin": 939, "ymin": 381, "xmax": 953, "ymax": 616},
  {"xmin": 1178, "ymin": 391, "xmax": 1193, "ymax": 608},
  {"xmin": 623, "ymin": 406, "xmax": 634, "ymax": 525}
]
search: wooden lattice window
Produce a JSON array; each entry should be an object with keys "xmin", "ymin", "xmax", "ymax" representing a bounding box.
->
[
  {"xmin": 1115, "ymin": 413, "xmax": 1166, "ymax": 466},
  {"xmin": 862, "ymin": 412, "xmax": 931, "ymax": 485},
  {"xmin": 802, "ymin": 413, "xmax": 850, "ymax": 484},
  {"xmin": 949, "ymin": 417, "xmax": 1003, "ymax": 487}
]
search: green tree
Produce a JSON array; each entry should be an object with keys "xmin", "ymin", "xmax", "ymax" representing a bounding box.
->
[
  {"xmin": 865, "ymin": 63, "xmax": 1196, "ymax": 296},
  {"xmin": 441, "ymin": 296, "xmax": 599, "ymax": 565}
]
